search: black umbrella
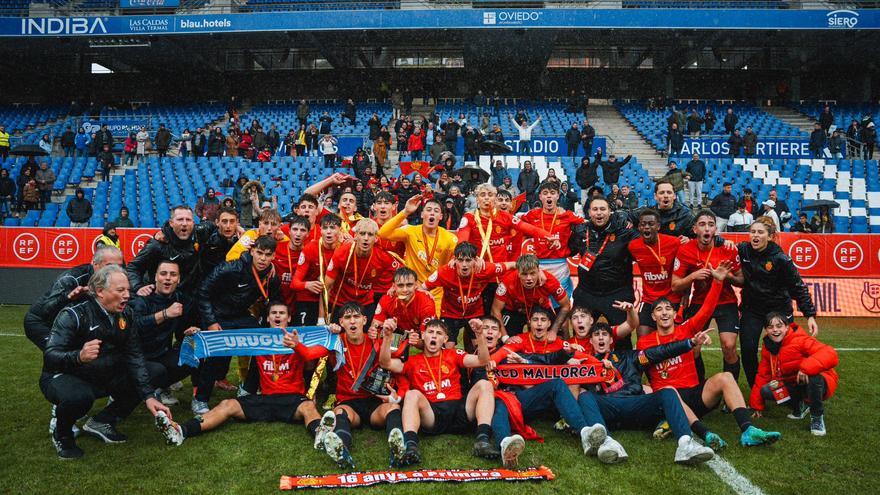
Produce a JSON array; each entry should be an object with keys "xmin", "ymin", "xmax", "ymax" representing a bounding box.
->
[
  {"xmin": 451, "ymin": 163, "xmax": 490, "ymax": 183},
  {"xmin": 478, "ymin": 140, "xmax": 512, "ymax": 155},
  {"xmin": 10, "ymin": 144, "xmax": 48, "ymax": 157},
  {"xmin": 800, "ymin": 199, "xmax": 840, "ymax": 211}
]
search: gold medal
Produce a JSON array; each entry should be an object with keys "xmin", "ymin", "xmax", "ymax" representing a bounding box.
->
[
  {"xmin": 660, "ymin": 370, "xmax": 669, "ymax": 380},
  {"xmin": 272, "ymin": 373, "xmax": 279, "ymax": 382},
  {"xmin": 436, "ymin": 392, "xmax": 447, "ymax": 400},
  {"xmin": 660, "ymin": 256, "xmax": 666, "ymax": 264}
]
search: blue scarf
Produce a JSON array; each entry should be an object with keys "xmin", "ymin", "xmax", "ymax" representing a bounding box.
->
[{"xmin": 178, "ymin": 326, "xmax": 344, "ymax": 370}]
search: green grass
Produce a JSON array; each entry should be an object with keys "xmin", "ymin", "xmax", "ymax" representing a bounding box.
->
[{"xmin": 1, "ymin": 304, "xmax": 878, "ymax": 494}]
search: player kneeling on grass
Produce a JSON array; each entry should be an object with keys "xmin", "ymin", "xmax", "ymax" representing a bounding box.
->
[
  {"xmin": 637, "ymin": 261, "xmax": 781, "ymax": 448},
  {"xmin": 490, "ymin": 307, "xmax": 625, "ymax": 467},
  {"xmin": 291, "ymin": 302, "xmax": 405, "ymax": 468},
  {"xmin": 749, "ymin": 313, "xmax": 838, "ymax": 436},
  {"xmin": 379, "ymin": 318, "xmax": 498, "ymax": 466},
  {"xmin": 579, "ymin": 321, "xmax": 715, "ymax": 465},
  {"xmin": 155, "ymin": 302, "xmax": 323, "ymax": 447}
]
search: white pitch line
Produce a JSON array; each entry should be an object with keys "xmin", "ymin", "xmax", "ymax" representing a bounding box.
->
[{"xmin": 708, "ymin": 456, "xmax": 767, "ymax": 495}]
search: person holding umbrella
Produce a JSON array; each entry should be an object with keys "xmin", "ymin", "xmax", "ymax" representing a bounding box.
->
[{"xmin": 809, "ymin": 206, "xmax": 834, "ymax": 233}]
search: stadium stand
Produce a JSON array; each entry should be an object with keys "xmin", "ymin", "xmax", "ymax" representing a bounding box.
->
[
  {"xmin": 240, "ymin": 102, "xmax": 392, "ymax": 136},
  {"xmin": 615, "ymin": 101, "xmax": 806, "ymax": 153}
]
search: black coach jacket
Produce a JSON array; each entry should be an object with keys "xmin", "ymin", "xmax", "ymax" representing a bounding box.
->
[
  {"xmin": 586, "ymin": 339, "xmax": 694, "ymax": 397},
  {"xmin": 26, "ymin": 263, "xmax": 92, "ymax": 324},
  {"xmin": 126, "ymin": 222, "xmax": 199, "ymax": 294},
  {"xmin": 570, "ymin": 211, "xmax": 638, "ymax": 295},
  {"xmin": 738, "ymin": 241, "xmax": 816, "ymax": 318},
  {"xmin": 197, "ymin": 251, "xmax": 280, "ymax": 328}
]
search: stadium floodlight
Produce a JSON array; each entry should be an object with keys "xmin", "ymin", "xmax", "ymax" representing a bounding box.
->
[{"xmin": 88, "ymin": 38, "xmax": 151, "ymax": 48}]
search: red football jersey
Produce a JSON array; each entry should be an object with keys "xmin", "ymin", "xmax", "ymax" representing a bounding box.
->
[
  {"xmin": 636, "ymin": 280, "xmax": 722, "ymax": 390},
  {"xmin": 296, "ymin": 337, "xmax": 382, "ymax": 403},
  {"xmin": 457, "ymin": 209, "xmax": 547, "ymax": 263},
  {"xmin": 326, "ymin": 242, "xmax": 401, "ymax": 307},
  {"xmin": 291, "ymin": 239, "xmax": 336, "ymax": 303},
  {"xmin": 673, "ymin": 240, "xmax": 741, "ymax": 306},
  {"xmin": 628, "ymin": 234, "xmax": 681, "ymax": 304},
  {"xmin": 373, "ymin": 291, "xmax": 437, "ymax": 333},
  {"xmin": 273, "ymin": 240, "xmax": 302, "ymax": 308},
  {"xmin": 491, "ymin": 332, "xmax": 569, "ymax": 362},
  {"xmin": 400, "ymin": 348, "xmax": 467, "ymax": 403},
  {"xmin": 254, "ymin": 353, "xmax": 308, "ymax": 396},
  {"xmin": 495, "ymin": 269, "xmax": 567, "ymax": 316},
  {"xmin": 424, "ymin": 262, "xmax": 506, "ymax": 319},
  {"xmin": 521, "ymin": 208, "xmax": 584, "ymax": 259}
]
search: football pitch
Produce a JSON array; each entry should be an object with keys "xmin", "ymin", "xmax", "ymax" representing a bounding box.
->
[{"xmin": 1, "ymin": 304, "xmax": 877, "ymax": 495}]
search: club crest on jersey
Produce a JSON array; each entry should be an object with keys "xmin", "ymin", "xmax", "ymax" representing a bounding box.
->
[
  {"xmin": 495, "ymin": 226, "xmax": 502, "ymax": 233},
  {"xmin": 118, "ymin": 317, "xmax": 127, "ymax": 331},
  {"xmin": 765, "ymin": 261, "xmax": 773, "ymax": 271},
  {"xmin": 371, "ymin": 268, "xmax": 377, "ymax": 277},
  {"xmin": 668, "ymin": 222, "xmax": 676, "ymax": 231},
  {"xmin": 609, "ymin": 234, "xmax": 616, "ymax": 242}
]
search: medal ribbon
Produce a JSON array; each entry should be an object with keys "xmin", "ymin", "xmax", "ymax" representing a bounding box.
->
[
  {"xmin": 474, "ymin": 208, "xmax": 495, "ymax": 262},
  {"xmin": 423, "ymin": 352, "xmax": 444, "ymax": 397}
]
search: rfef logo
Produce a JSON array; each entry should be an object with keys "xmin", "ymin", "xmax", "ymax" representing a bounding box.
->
[
  {"xmin": 827, "ymin": 10, "xmax": 859, "ymax": 29},
  {"xmin": 13, "ymin": 233, "xmax": 39, "ymax": 261},
  {"xmin": 131, "ymin": 233, "xmax": 153, "ymax": 258},
  {"xmin": 52, "ymin": 233, "xmax": 79, "ymax": 262},
  {"xmin": 832, "ymin": 240, "xmax": 863, "ymax": 271},
  {"xmin": 20, "ymin": 17, "xmax": 108, "ymax": 35},
  {"xmin": 788, "ymin": 239, "xmax": 819, "ymax": 270}
]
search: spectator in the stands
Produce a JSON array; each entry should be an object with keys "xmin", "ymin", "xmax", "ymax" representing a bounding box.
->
[
  {"xmin": 373, "ymin": 136, "xmax": 388, "ymax": 170},
  {"xmin": 575, "ymin": 154, "xmax": 599, "ymax": 205},
  {"xmin": 408, "ymin": 127, "xmax": 426, "ymax": 162},
  {"xmin": 425, "ymin": 122, "xmax": 436, "ymax": 150},
  {"xmin": 809, "ymin": 123, "xmax": 826, "ymax": 158},
  {"xmin": 810, "ymin": 206, "xmax": 834, "ymax": 233},
  {"xmin": 74, "ymin": 127, "xmax": 89, "ymax": 159},
  {"xmin": 565, "ymin": 123, "xmax": 580, "ymax": 161},
  {"xmin": 617, "ymin": 184, "xmax": 639, "ymax": 210},
  {"xmin": 136, "ymin": 126, "xmax": 149, "ymax": 165},
  {"xmin": 253, "ymin": 125, "xmax": 268, "ymax": 152},
  {"xmin": 67, "ymin": 187, "xmax": 92, "ymax": 227},
  {"xmin": 441, "ymin": 117, "xmax": 460, "ymax": 152},
  {"xmin": 517, "ymin": 160, "xmax": 540, "ymax": 205},
  {"xmin": 559, "ymin": 182, "xmax": 578, "ymax": 211},
  {"xmin": 342, "ymin": 99, "xmax": 357, "ymax": 125},
  {"xmin": 98, "ymin": 144, "xmax": 115, "ymax": 182},
  {"xmin": 368, "ymin": 113, "xmax": 382, "ymax": 141},
  {"xmin": 95, "ymin": 222, "xmax": 120, "ymax": 250},
  {"xmin": 267, "ymin": 124, "xmax": 281, "ymax": 152},
  {"xmin": 22, "ymin": 178, "xmax": 39, "ymax": 213},
  {"xmin": 728, "ymin": 129, "xmax": 744, "ymax": 157},
  {"xmin": 473, "ymin": 90, "xmax": 486, "ymax": 117},
  {"xmin": 486, "ymin": 122, "xmax": 504, "ymax": 142},
  {"xmin": 818, "ymin": 105, "xmax": 834, "ymax": 134},
  {"xmin": 0, "ymin": 168, "xmax": 14, "ymax": 219},
  {"xmin": 114, "ymin": 206, "xmax": 134, "ymax": 228},
  {"xmin": 860, "ymin": 122, "xmax": 876, "ymax": 160},
  {"xmin": 710, "ymin": 182, "xmax": 737, "ymax": 232},
  {"xmin": 16, "ymin": 167, "xmax": 33, "ymax": 212},
  {"xmin": 491, "ymin": 159, "xmax": 509, "ymax": 187},
  {"xmin": 429, "ymin": 135, "xmax": 447, "ymax": 164},
  {"xmin": 123, "ymin": 132, "xmax": 137, "ymax": 167},
  {"xmin": 723, "ymin": 107, "xmax": 738, "ymax": 134},
  {"xmin": 657, "ymin": 161, "xmax": 686, "ymax": 205},
  {"xmin": 226, "ymin": 128, "xmax": 239, "ymax": 158},
  {"xmin": 0, "ymin": 124, "xmax": 8, "ymax": 161},
  {"xmin": 741, "ymin": 188, "xmax": 759, "ymax": 218},
  {"xmin": 499, "ymin": 176, "xmax": 518, "ymax": 197},
  {"xmin": 296, "ymin": 100, "xmax": 310, "ymax": 126},
  {"xmin": 727, "ymin": 200, "xmax": 753, "ymax": 232},
  {"xmin": 511, "ymin": 113, "xmax": 541, "ymax": 155},
  {"xmin": 397, "ymin": 125, "xmax": 410, "ymax": 160},
  {"xmin": 39, "ymin": 134, "xmax": 53, "ymax": 155},
  {"xmin": 667, "ymin": 122, "xmax": 684, "ymax": 157},
  {"xmin": 306, "ymin": 124, "xmax": 320, "ymax": 156},
  {"xmin": 761, "ymin": 199, "xmax": 781, "ymax": 231},
  {"xmin": 60, "ymin": 126, "xmax": 75, "ymax": 157},
  {"xmin": 35, "ymin": 162, "xmax": 55, "ymax": 210},
  {"xmin": 87, "ymin": 132, "xmax": 99, "ymax": 157},
  {"xmin": 743, "ymin": 126, "xmax": 758, "ymax": 157},
  {"xmin": 545, "ymin": 168, "xmax": 560, "ymax": 185},
  {"xmin": 320, "ymin": 134, "xmax": 338, "ymax": 168},
  {"xmin": 391, "ymin": 89, "xmax": 404, "ymax": 120},
  {"xmin": 685, "ymin": 152, "xmax": 705, "ymax": 209},
  {"xmin": 194, "ymin": 127, "xmax": 208, "ymax": 156},
  {"xmin": 768, "ymin": 188, "xmax": 791, "ymax": 228},
  {"xmin": 792, "ymin": 213, "xmax": 814, "ymax": 233},
  {"xmin": 580, "ymin": 119, "xmax": 595, "ymax": 156},
  {"xmin": 94, "ymin": 123, "xmax": 113, "ymax": 152},
  {"xmin": 828, "ymin": 129, "xmax": 846, "ymax": 159},
  {"xmin": 319, "ymin": 111, "xmax": 333, "ymax": 135},
  {"xmin": 686, "ymin": 108, "xmax": 703, "ymax": 136},
  {"xmin": 178, "ymin": 128, "xmax": 192, "ymax": 158},
  {"xmin": 196, "ymin": 188, "xmax": 221, "ymax": 223},
  {"xmin": 207, "ymin": 127, "xmax": 225, "ymax": 157},
  {"xmin": 846, "ymin": 120, "xmax": 860, "ymax": 157},
  {"xmin": 154, "ymin": 124, "xmax": 172, "ymax": 158},
  {"xmin": 238, "ymin": 129, "xmax": 253, "ymax": 158},
  {"xmin": 703, "ymin": 107, "xmax": 717, "ymax": 133},
  {"xmin": 351, "ymin": 148, "xmax": 371, "ymax": 180},
  {"xmin": 597, "ymin": 148, "xmax": 631, "ymax": 187}
]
